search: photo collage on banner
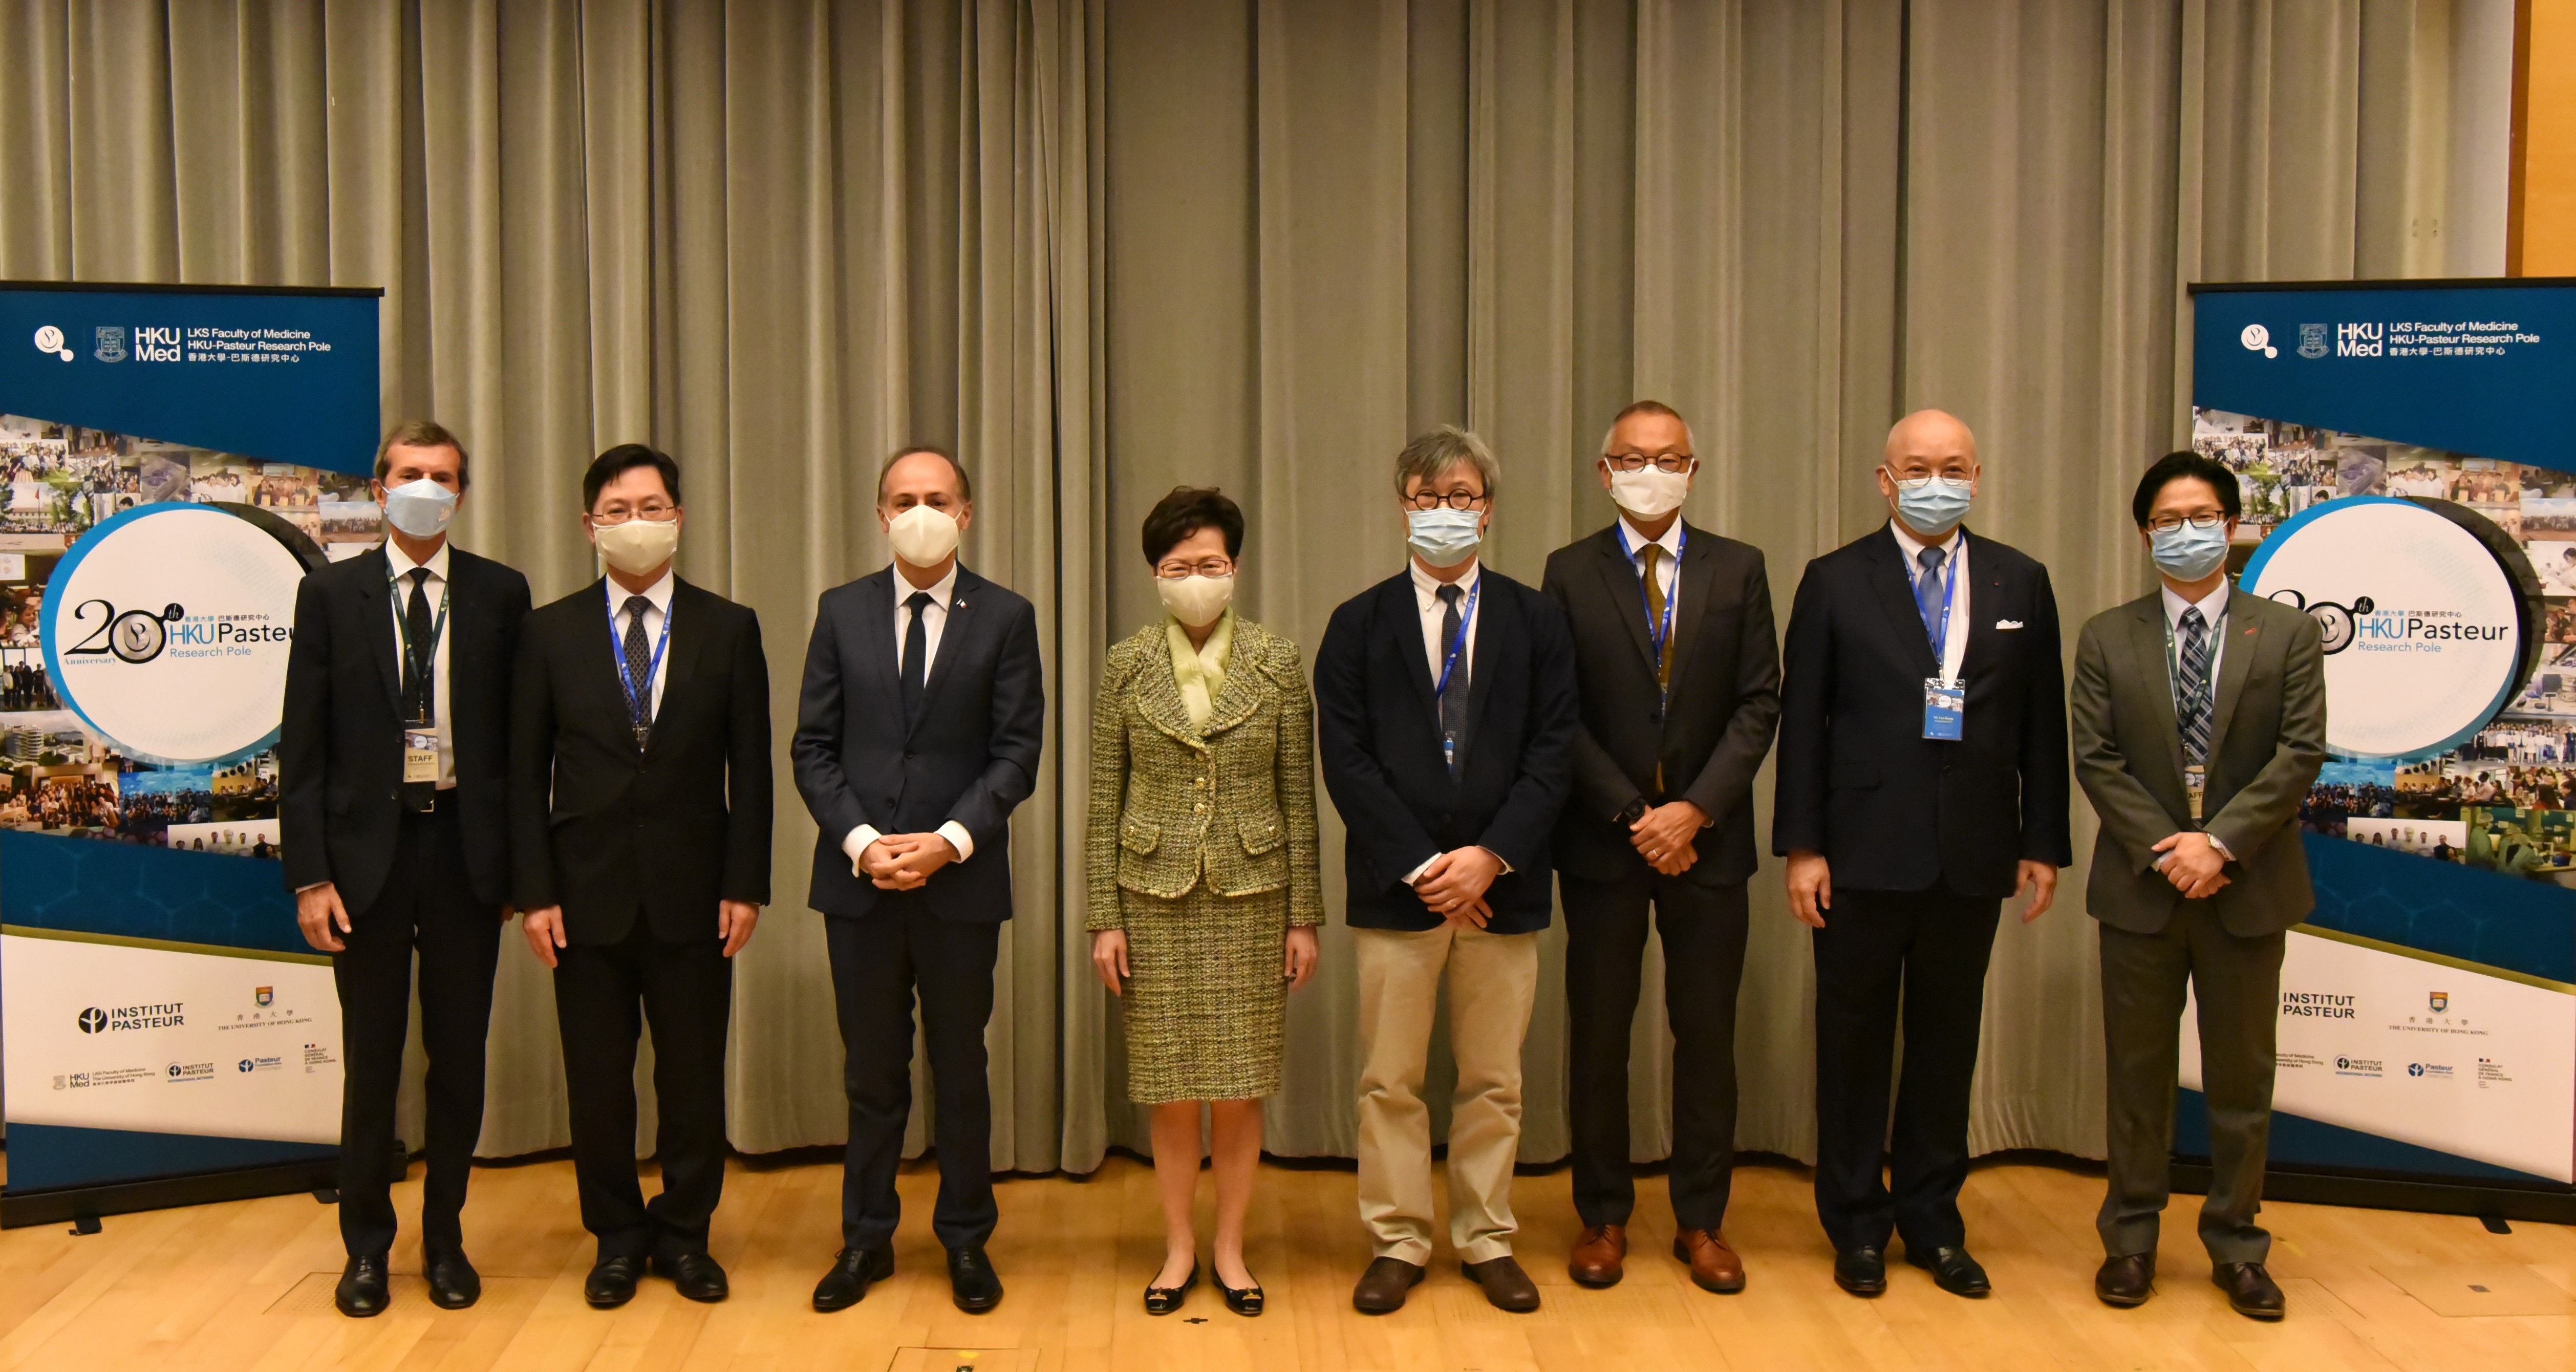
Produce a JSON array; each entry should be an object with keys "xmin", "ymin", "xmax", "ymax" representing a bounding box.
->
[
  {"xmin": 0, "ymin": 414, "xmax": 376, "ymax": 859},
  {"xmin": 2195, "ymin": 408, "xmax": 2576, "ymax": 890}
]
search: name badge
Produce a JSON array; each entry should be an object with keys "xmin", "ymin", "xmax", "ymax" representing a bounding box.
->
[
  {"xmin": 403, "ymin": 730, "xmax": 440, "ymax": 785},
  {"xmin": 1922, "ymin": 677, "xmax": 1965, "ymax": 741},
  {"xmin": 2184, "ymin": 763, "xmax": 2207, "ymax": 823}
]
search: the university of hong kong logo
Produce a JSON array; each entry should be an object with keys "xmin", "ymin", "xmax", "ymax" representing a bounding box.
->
[
  {"xmin": 255, "ymin": 987, "xmax": 273, "ymax": 1007},
  {"xmin": 2430, "ymin": 991, "xmax": 2449, "ymax": 1013},
  {"xmin": 2298, "ymin": 323, "xmax": 2330, "ymax": 359},
  {"xmin": 93, "ymin": 326, "xmax": 127, "ymax": 362}
]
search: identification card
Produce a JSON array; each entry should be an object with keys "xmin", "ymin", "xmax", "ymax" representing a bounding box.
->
[
  {"xmin": 2183, "ymin": 763, "xmax": 2206, "ymax": 823},
  {"xmin": 1922, "ymin": 677, "xmax": 1965, "ymax": 741},
  {"xmin": 403, "ymin": 730, "xmax": 440, "ymax": 785}
]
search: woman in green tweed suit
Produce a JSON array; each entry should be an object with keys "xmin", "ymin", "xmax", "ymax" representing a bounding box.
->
[{"xmin": 1087, "ymin": 486, "xmax": 1322, "ymax": 1317}]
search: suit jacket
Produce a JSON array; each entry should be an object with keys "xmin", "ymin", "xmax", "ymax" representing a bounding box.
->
[
  {"xmin": 790, "ymin": 564, "xmax": 1044, "ymax": 921},
  {"xmin": 1541, "ymin": 522, "xmax": 1780, "ymax": 887},
  {"xmin": 1084, "ymin": 617, "xmax": 1324, "ymax": 929},
  {"xmin": 1771, "ymin": 525, "xmax": 2072, "ymax": 896},
  {"xmin": 509, "ymin": 577, "xmax": 771, "ymax": 944},
  {"xmin": 279, "ymin": 544, "xmax": 531, "ymax": 911},
  {"xmin": 2072, "ymin": 587, "xmax": 2327, "ymax": 936},
  {"xmin": 1314, "ymin": 566, "xmax": 1579, "ymax": 934}
]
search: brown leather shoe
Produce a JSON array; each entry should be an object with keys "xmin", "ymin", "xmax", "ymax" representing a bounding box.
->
[
  {"xmin": 1568, "ymin": 1225, "xmax": 1627, "ymax": 1287},
  {"xmin": 1462, "ymin": 1255, "xmax": 1542, "ymax": 1313},
  {"xmin": 2096, "ymin": 1253, "xmax": 2153, "ymax": 1307},
  {"xmin": 1672, "ymin": 1228, "xmax": 1746, "ymax": 1294},
  {"xmin": 1351, "ymin": 1256, "xmax": 1424, "ymax": 1314},
  {"xmin": 2213, "ymin": 1261, "xmax": 2285, "ymax": 1321}
]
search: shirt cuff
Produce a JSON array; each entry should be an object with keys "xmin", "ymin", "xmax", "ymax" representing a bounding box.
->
[
  {"xmin": 1479, "ymin": 846, "xmax": 1514, "ymax": 876},
  {"xmin": 2208, "ymin": 834, "xmax": 2235, "ymax": 862},
  {"xmin": 1402, "ymin": 854, "xmax": 1438, "ymax": 885},
  {"xmin": 937, "ymin": 821, "xmax": 975, "ymax": 864},
  {"xmin": 294, "ymin": 881, "xmax": 332, "ymax": 894},
  {"xmin": 844, "ymin": 825, "xmax": 882, "ymax": 874}
]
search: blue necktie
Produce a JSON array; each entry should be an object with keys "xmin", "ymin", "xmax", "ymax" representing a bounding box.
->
[
  {"xmin": 1914, "ymin": 545, "xmax": 1948, "ymax": 652},
  {"xmin": 1437, "ymin": 584, "xmax": 1468, "ymax": 775}
]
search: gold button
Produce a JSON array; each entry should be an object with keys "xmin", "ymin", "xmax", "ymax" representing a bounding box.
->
[{"xmin": 1195, "ymin": 803, "xmax": 1208, "ymax": 814}]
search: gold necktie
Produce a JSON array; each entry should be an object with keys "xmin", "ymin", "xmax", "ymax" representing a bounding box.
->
[{"xmin": 1644, "ymin": 543, "xmax": 1670, "ymax": 794}]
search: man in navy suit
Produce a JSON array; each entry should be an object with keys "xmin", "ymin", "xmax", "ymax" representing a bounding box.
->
[
  {"xmin": 791, "ymin": 445, "xmax": 1044, "ymax": 1316},
  {"xmin": 1315, "ymin": 425, "xmax": 1579, "ymax": 1317},
  {"xmin": 1771, "ymin": 409, "xmax": 2071, "ymax": 1301}
]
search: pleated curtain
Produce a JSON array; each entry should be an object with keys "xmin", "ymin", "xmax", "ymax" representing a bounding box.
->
[{"xmin": 0, "ymin": 0, "xmax": 2483, "ymax": 1175}]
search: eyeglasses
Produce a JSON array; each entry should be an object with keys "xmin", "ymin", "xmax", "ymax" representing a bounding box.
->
[
  {"xmin": 2147, "ymin": 512, "xmax": 2227, "ymax": 533},
  {"xmin": 1154, "ymin": 558, "xmax": 1234, "ymax": 581},
  {"xmin": 1604, "ymin": 453, "xmax": 1695, "ymax": 474},
  {"xmin": 590, "ymin": 503, "xmax": 679, "ymax": 526},
  {"xmin": 1405, "ymin": 490, "xmax": 1490, "ymax": 511}
]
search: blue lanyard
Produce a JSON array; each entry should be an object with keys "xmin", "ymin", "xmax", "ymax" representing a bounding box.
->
[
  {"xmin": 1614, "ymin": 522, "xmax": 1686, "ymax": 681},
  {"xmin": 606, "ymin": 591, "xmax": 673, "ymax": 727},
  {"xmin": 1433, "ymin": 576, "xmax": 1480, "ymax": 700}
]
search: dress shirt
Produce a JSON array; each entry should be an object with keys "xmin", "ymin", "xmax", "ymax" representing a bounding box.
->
[
  {"xmin": 384, "ymin": 539, "xmax": 455, "ymax": 788},
  {"xmin": 1618, "ymin": 514, "xmax": 1683, "ymax": 631},
  {"xmin": 604, "ymin": 570, "xmax": 675, "ymax": 719},
  {"xmin": 845, "ymin": 561, "xmax": 976, "ymax": 870},
  {"xmin": 2157, "ymin": 575, "xmax": 2235, "ymax": 863},
  {"xmin": 1402, "ymin": 556, "xmax": 1507, "ymax": 884},
  {"xmin": 1888, "ymin": 519, "xmax": 1969, "ymax": 680}
]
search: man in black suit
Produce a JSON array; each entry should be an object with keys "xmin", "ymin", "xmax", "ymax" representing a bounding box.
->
[
  {"xmin": 1316, "ymin": 425, "xmax": 1579, "ymax": 1317},
  {"xmin": 790, "ymin": 445, "xmax": 1043, "ymax": 1316},
  {"xmin": 284, "ymin": 420, "xmax": 530, "ymax": 1319},
  {"xmin": 1772, "ymin": 409, "xmax": 2070, "ymax": 1300},
  {"xmin": 510, "ymin": 444, "xmax": 770, "ymax": 1310},
  {"xmin": 1541, "ymin": 401, "xmax": 1778, "ymax": 1295}
]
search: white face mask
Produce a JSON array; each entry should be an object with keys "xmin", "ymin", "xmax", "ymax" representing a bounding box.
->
[
  {"xmin": 594, "ymin": 518, "xmax": 678, "ymax": 576},
  {"xmin": 887, "ymin": 504, "xmax": 961, "ymax": 567},
  {"xmin": 380, "ymin": 478, "xmax": 458, "ymax": 538},
  {"xmin": 1607, "ymin": 464, "xmax": 1691, "ymax": 519},
  {"xmin": 1156, "ymin": 574, "xmax": 1234, "ymax": 629}
]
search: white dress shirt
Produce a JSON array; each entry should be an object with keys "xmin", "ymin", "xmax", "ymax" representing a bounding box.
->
[
  {"xmin": 2157, "ymin": 575, "xmax": 2236, "ymax": 863},
  {"xmin": 1888, "ymin": 520, "xmax": 1969, "ymax": 680},
  {"xmin": 384, "ymin": 539, "xmax": 455, "ymax": 788},
  {"xmin": 1618, "ymin": 514, "xmax": 1683, "ymax": 630},
  {"xmin": 1403, "ymin": 556, "xmax": 1506, "ymax": 884},
  {"xmin": 604, "ymin": 570, "xmax": 675, "ymax": 719},
  {"xmin": 845, "ymin": 561, "xmax": 976, "ymax": 870}
]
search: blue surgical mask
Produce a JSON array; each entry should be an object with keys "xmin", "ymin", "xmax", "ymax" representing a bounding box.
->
[
  {"xmin": 1887, "ymin": 470, "xmax": 1973, "ymax": 537},
  {"xmin": 1405, "ymin": 507, "xmax": 1484, "ymax": 568},
  {"xmin": 381, "ymin": 478, "xmax": 458, "ymax": 539},
  {"xmin": 2150, "ymin": 519, "xmax": 2230, "ymax": 581}
]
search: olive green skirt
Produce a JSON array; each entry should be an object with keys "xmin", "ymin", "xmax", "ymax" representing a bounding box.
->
[{"xmin": 1118, "ymin": 882, "xmax": 1290, "ymax": 1104}]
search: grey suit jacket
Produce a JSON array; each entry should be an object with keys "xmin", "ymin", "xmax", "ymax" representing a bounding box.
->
[{"xmin": 2070, "ymin": 585, "xmax": 2327, "ymax": 937}]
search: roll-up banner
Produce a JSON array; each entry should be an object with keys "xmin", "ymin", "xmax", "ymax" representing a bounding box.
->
[
  {"xmin": 2185, "ymin": 278, "xmax": 2576, "ymax": 1221},
  {"xmin": 0, "ymin": 283, "xmax": 381, "ymax": 1227}
]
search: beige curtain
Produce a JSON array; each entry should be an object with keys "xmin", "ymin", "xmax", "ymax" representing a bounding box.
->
[{"xmin": 0, "ymin": 0, "xmax": 2476, "ymax": 1176}]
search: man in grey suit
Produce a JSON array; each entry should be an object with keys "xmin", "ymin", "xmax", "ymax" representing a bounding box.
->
[{"xmin": 2071, "ymin": 451, "xmax": 2325, "ymax": 1322}]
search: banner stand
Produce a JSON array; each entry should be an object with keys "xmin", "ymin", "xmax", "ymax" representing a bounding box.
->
[
  {"xmin": 2, "ymin": 1154, "xmax": 335, "ymax": 1230},
  {"xmin": 2169, "ymin": 1159, "xmax": 2576, "ymax": 1226}
]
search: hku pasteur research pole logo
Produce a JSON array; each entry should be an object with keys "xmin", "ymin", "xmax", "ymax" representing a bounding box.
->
[
  {"xmin": 30, "ymin": 325, "xmax": 73, "ymax": 361},
  {"xmin": 2241, "ymin": 324, "xmax": 2278, "ymax": 358},
  {"xmin": 42, "ymin": 504, "xmax": 310, "ymax": 766}
]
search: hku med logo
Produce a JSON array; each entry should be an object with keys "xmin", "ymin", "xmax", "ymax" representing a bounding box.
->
[
  {"xmin": 93, "ymin": 326, "xmax": 126, "ymax": 362},
  {"xmin": 2298, "ymin": 323, "xmax": 2329, "ymax": 359}
]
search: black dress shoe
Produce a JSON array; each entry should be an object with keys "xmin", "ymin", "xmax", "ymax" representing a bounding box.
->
[
  {"xmin": 948, "ymin": 1246, "xmax": 1004, "ymax": 1313},
  {"xmin": 334, "ymin": 1254, "xmax": 391, "ymax": 1318},
  {"xmin": 1215, "ymin": 1268, "xmax": 1264, "ymax": 1317},
  {"xmin": 652, "ymin": 1250, "xmax": 730, "ymax": 1303},
  {"xmin": 1461, "ymin": 1256, "xmax": 1542, "ymax": 1313},
  {"xmin": 1833, "ymin": 1246, "xmax": 1887, "ymax": 1297},
  {"xmin": 814, "ymin": 1246, "xmax": 895, "ymax": 1312},
  {"xmin": 585, "ymin": 1255, "xmax": 643, "ymax": 1309},
  {"xmin": 2213, "ymin": 1261, "xmax": 2285, "ymax": 1321},
  {"xmin": 1144, "ymin": 1260, "xmax": 1198, "ymax": 1316},
  {"xmin": 1905, "ymin": 1244, "xmax": 1991, "ymax": 1298},
  {"xmin": 424, "ymin": 1251, "xmax": 482, "ymax": 1310},
  {"xmin": 2096, "ymin": 1253, "xmax": 2154, "ymax": 1307}
]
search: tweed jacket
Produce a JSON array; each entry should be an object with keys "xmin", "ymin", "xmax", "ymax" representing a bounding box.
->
[{"xmin": 1085, "ymin": 615, "xmax": 1324, "ymax": 929}]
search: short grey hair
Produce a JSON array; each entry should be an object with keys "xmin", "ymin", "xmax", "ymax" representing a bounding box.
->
[{"xmin": 1393, "ymin": 425, "xmax": 1500, "ymax": 503}]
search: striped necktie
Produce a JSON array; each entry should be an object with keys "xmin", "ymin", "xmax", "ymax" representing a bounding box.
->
[{"xmin": 2177, "ymin": 606, "xmax": 2212, "ymax": 763}]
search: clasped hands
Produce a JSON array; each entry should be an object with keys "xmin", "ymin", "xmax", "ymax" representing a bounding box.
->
[
  {"xmin": 1414, "ymin": 846, "xmax": 1504, "ymax": 928},
  {"xmin": 1630, "ymin": 800, "xmax": 1706, "ymax": 875},
  {"xmin": 856, "ymin": 833, "xmax": 959, "ymax": 890},
  {"xmin": 2152, "ymin": 831, "xmax": 2230, "ymax": 899}
]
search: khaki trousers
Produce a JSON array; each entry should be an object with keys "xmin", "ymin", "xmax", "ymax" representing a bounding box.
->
[{"xmin": 1354, "ymin": 923, "xmax": 1540, "ymax": 1265}]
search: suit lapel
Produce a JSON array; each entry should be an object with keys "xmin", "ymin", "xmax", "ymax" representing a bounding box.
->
[
  {"xmin": 1865, "ymin": 529, "xmax": 1941, "ymax": 676},
  {"xmin": 2127, "ymin": 596, "xmax": 2187, "ymax": 782},
  {"xmin": 854, "ymin": 570, "xmax": 901, "ymax": 721},
  {"xmin": 1595, "ymin": 531, "xmax": 1657, "ymax": 673},
  {"xmin": 1201, "ymin": 619, "xmax": 1266, "ymax": 737},
  {"xmin": 1661, "ymin": 522, "xmax": 1719, "ymax": 699},
  {"xmin": 1130, "ymin": 628, "xmax": 1202, "ymax": 747},
  {"xmin": 909, "ymin": 568, "xmax": 978, "ymax": 740},
  {"xmin": 2203, "ymin": 593, "xmax": 2262, "ymax": 764},
  {"xmin": 1391, "ymin": 574, "xmax": 1441, "ymax": 733},
  {"xmin": 1462, "ymin": 575, "xmax": 1507, "ymax": 747},
  {"xmin": 356, "ymin": 547, "xmax": 401, "ymax": 710},
  {"xmin": 651, "ymin": 581, "xmax": 707, "ymax": 741},
  {"xmin": 1952, "ymin": 530, "xmax": 2003, "ymax": 684}
]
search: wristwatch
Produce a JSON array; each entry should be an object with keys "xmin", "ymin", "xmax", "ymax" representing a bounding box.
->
[{"xmin": 1614, "ymin": 797, "xmax": 1650, "ymax": 827}]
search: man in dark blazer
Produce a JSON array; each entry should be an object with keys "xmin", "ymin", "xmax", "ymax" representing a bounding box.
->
[
  {"xmin": 283, "ymin": 420, "xmax": 529, "ymax": 1318},
  {"xmin": 2074, "ymin": 451, "xmax": 2324, "ymax": 1321},
  {"xmin": 1541, "ymin": 401, "xmax": 1778, "ymax": 1295},
  {"xmin": 1316, "ymin": 425, "xmax": 1579, "ymax": 1317},
  {"xmin": 510, "ymin": 444, "xmax": 770, "ymax": 1311},
  {"xmin": 1772, "ymin": 409, "xmax": 2071, "ymax": 1300},
  {"xmin": 790, "ymin": 445, "xmax": 1043, "ymax": 1316}
]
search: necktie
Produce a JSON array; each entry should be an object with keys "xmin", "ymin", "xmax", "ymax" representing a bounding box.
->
[
  {"xmin": 901, "ymin": 590, "xmax": 934, "ymax": 727},
  {"xmin": 1437, "ymin": 583, "xmax": 1469, "ymax": 775},
  {"xmin": 403, "ymin": 568, "xmax": 434, "ymax": 724},
  {"xmin": 2178, "ymin": 606, "xmax": 2212, "ymax": 763},
  {"xmin": 1642, "ymin": 544, "xmax": 1672, "ymax": 792},
  {"xmin": 1914, "ymin": 545, "xmax": 1948, "ymax": 655},
  {"xmin": 621, "ymin": 595, "xmax": 654, "ymax": 747}
]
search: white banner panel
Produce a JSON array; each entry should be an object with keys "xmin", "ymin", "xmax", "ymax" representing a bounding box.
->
[
  {"xmin": 2, "ymin": 933, "xmax": 340, "ymax": 1144},
  {"xmin": 2183, "ymin": 928, "xmax": 2576, "ymax": 1183}
]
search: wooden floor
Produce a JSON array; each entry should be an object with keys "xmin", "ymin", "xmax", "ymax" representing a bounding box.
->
[{"xmin": 1, "ymin": 1150, "xmax": 2570, "ymax": 1370}]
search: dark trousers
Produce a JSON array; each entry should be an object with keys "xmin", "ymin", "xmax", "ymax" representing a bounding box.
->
[
  {"xmin": 331, "ymin": 802, "xmax": 500, "ymax": 1260},
  {"xmin": 1561, "ymin": 869, "xmax": 1748, "ymax": 1231},
  {"xmin": 1811, "ymin": 884, "xmax": 2000, "ymax": 1253},
  {"xmin": 552, "ymin": 919, "xmax": 735, "ymax": 1261},
  {"xmin": 828, "ymin": 903, "xmax": 1001, "ymax": 1252},
  {"xmin": 2098, "ymin": 903, "xmax": 2284, "ymax": 1266}
]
